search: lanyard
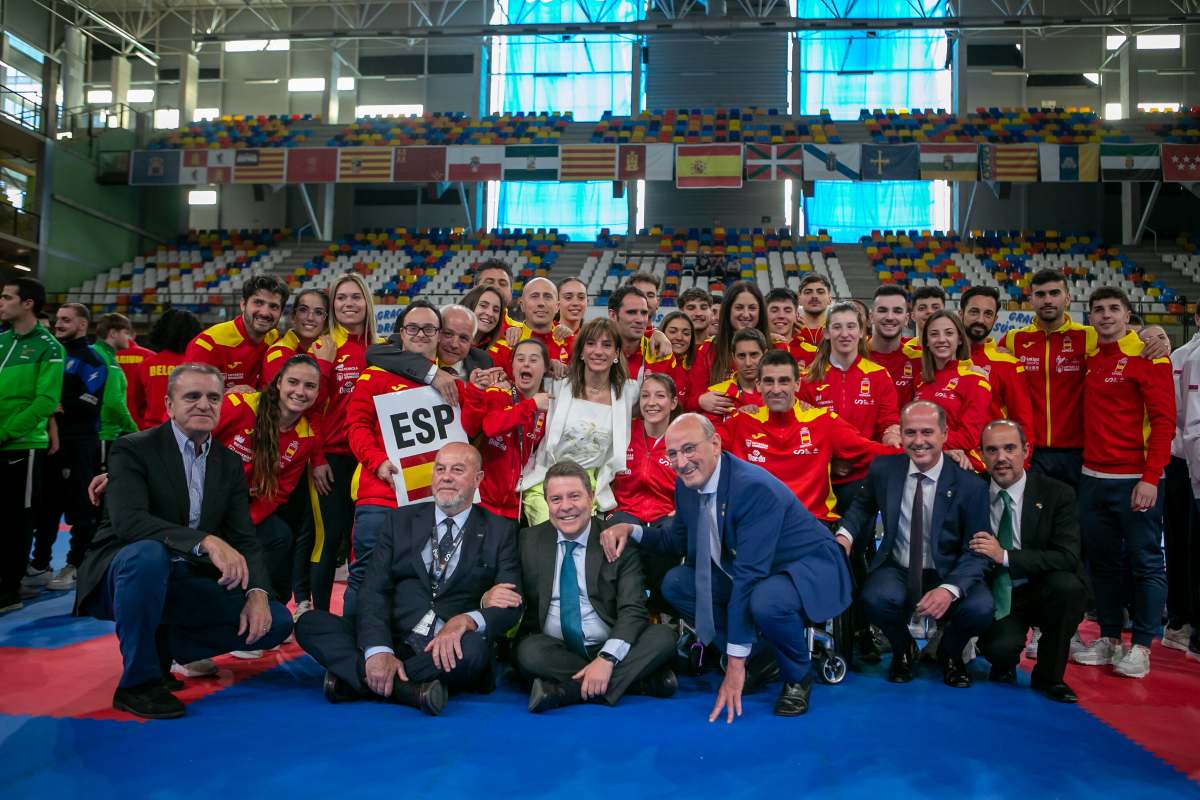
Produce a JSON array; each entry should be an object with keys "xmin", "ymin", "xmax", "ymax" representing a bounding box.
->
[{"xmin": 429, "ymin": 520, "xmax": 466, "ymax": 598}]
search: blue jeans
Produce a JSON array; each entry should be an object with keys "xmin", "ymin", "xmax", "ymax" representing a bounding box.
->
[
  {"xmin": 83, "ymin": 540, "xmax": 293, "ymax": 688},
  {"xmin": 342, "ymin": 505, "xmax": 392, "ymax": 618},
  {"xmin": 1078, "ymin": 475, "xmax": 1167, "ymax": 647},
  {"xmin": 1030, "ymin": 448, "xmax": 1083, "ymax": 491}
]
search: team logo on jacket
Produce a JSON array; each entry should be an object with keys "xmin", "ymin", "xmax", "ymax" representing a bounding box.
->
[
  {"xmin": 228, "ymin": 360, "xmax": 243, "ymax": 370},
  {"xmin": 799, "ymin": 427, "xmax": 813, "ymax": 448},
  {"xmin": 945, "ymin": 378, "xmax": 959, "ymax": 392},
  {"xmin": 902, "ymin": 362, "xmax": 913, "ymax": 378},
  {"xmin": 1061, "ymin": 337, "xmax": 1074, "ymax": 353},
  {"xmin": 859, "ymin": 378, "xmax": 872, "ymax": 397},
  {"xmin": 284, "ymin": 440, "xmax": 301, "ymax": 461}
]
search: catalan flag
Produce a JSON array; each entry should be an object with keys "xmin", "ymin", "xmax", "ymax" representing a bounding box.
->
[
  {"xmin": 980, "ymin": 144, "xmax": 1038, "ymax": 183},
  {"xmin": 675, "ymin": 144, "xmax": 743, "ymax": 189},
  {"xmin": 233, "ymin": 148, "xmax": 286, "ymax": 183},
  {"xmin": 339, "ymin": 148, "xmax": 394, "ymax": 182},
  {"xmin": 399, "ymin": 449, "xmax": 439, "ymax": 502},
  {"xmin": 559, "ymin": 145, "xmax": 617, "ymax": 181}
]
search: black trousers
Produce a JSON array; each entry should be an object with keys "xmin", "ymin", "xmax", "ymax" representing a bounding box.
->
[
  {"xmin": 606, "ymin": 511, "xmax": 679, "ymax": 614},
  {"xmin": 834, "ymin": 479, "xmax": 872, "ymax": 638},
  {"xmin": 1029, "ymin": 447, "xmax": 1083, "ymax": 492},
  {"xmin": 294, "ymin": 608, "xmax": 491, "ymax": 695},
  {"xmin": 0, "ymin": 448, "xmax": 42, "ymax": 597},
  {"xmin": 1164, "ymin": 456, "xmax": 1195, "ymax": 626},
  {"xmin": 308, "ymin": 453, "xmax": 358, "ymax": 611},
  {"xmin": 32, "ymin": 435, "xmax": 102, "ymax": 570},
  {"xmin": 255, "ymin": 512, "xmax": 295, "ymax": 604},
  {"xmin": 977, "ymin": 571, "xmax": 1086, "ymax": 684},
  {"xmin": 513, "ymin": 624, "xmax": 676, "ymax": 705}
]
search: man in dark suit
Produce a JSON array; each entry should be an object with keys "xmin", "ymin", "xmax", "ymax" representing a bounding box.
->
[
  {"xmin": 602, "ymin": 413, "xmax": 853, "ymax": 721},
  {"xmin": 836, "ymin": 400, "xmax": 994, "ymax": 688},
  {"xmin": 514, "ymin": 461, "xmax": 677, "ymax": 713},
  {"xmin": 367, "ymin": 303, "xmax": 496, "ymax": 395},
  {"xmin": 973, "ymin": 419, "xmax": 1086, "ymax": 703},
  {"xmin": 74, "ymin": 363, "xmax": 293, "ymax": 720},
  {"xmin": 295, "ymin": 442, "xmax": 521, "ymax": 716}
]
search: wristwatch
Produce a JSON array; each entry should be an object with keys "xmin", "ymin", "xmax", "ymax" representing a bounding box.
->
[{"xmin": 598, "ymin": 651, "xmax": 619, "ymax": 665}]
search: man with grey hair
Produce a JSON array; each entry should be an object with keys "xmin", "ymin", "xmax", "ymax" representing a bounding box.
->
[
  {"xmin": 836, "ymin": 400, "xmax": 993, "ymax": 689},
  {"xmin": 367, "ymin": 303, "xmax": 496, "ymax": 388},
  {"xmin": 74, "ymin": 362, "xmax": 293, "ymax": 720}
]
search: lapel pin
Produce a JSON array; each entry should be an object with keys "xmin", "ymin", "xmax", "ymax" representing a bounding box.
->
[
  {"xmin": 945, "ymin": 490, "xmax": 953, "ymax": 499},
  {"xmin": 1035, "ymin": 502, "xmax": 1043, "ymax": 510}
]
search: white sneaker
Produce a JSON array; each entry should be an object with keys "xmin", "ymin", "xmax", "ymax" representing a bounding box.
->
[
  {"xmin": 1162, "ymin": 625, "xmax": 1193, "ymax": 652},
  {"xmin": 22, "ymin": 566, "xmax": 51, "ymax": 588},
  {"xmin": 171, "ymin": 659, "xmax": 218, "ymax": 678},
  {"xmin": 1025, "ymin": 628, "xmax": 1042, "ymax": 659},
  {"xmin": 1113, "ymin": 644, "xmax": 1151, "ymax": 679},
  {"xmin": 229, "ymin": 650, "xmax": 264, "ymax": 659},
  {"xmin": 1072, "ymin": 636, "xmax": 1124, "ymax": 666},
  {"xmin": 46, "ymin": 565, "xmax": 77, "ymax": 591},
  {"xmin": 292, "ymin": 600, "xmax": 313, "ymax": 621},
  {"xmin": 1069, "ymin": 632, "xmax": 1088, "ymax": 659}
]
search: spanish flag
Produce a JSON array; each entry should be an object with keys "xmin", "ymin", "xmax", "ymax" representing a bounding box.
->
[
  {"xmin": 399, "ymin": 450, "xmax": 438, "ymax": 502},
  {"xmin": 675, "ymin": 144, "xmax": 743, "ymax": 189}
]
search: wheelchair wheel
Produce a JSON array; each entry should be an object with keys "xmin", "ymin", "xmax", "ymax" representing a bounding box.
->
[{"xmin": 820, "ymin": 654, "xmax": 848, "ymax": 685}]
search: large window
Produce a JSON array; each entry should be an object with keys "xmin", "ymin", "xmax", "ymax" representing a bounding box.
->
[
  {"xmin": 796, "ymin": 0, "xmax": 952, "ymax": 241},
  {"xmin": 488, "ymin": 0, "xmax": 639, "ymax": 240}
]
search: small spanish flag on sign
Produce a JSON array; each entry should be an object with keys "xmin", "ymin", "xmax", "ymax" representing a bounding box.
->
[
  {"xmin": 675, "ymin": 144, "xmax": 743, "ymax": 189},
  {"xmin": 399, "ymin": 450, "xmax": 439, "ymax": 502}
]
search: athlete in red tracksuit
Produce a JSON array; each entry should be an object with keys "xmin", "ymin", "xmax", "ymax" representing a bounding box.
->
[
  {"xmin": 914, "ymin": 360, "xmax": 993, "ymax": 472},
  {"xmin": 461, "ymin": 383, "xmax": 547, "ymax": 521},
  {"xmin": 970, "ymin": 338, "xmax": 1035, "ymax": 461},
  {"xmin": 185, "ymin": 314, "xmax": 280, "ymax": 390}
]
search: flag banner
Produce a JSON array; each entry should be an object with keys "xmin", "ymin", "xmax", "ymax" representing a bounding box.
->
[
  {"xmin": 801, "ymin": 144, "xmax": 861, "ymax": 181},
  {"xmin": 919, "ymin": 143, "xmax": 978, "ymax": 181},
  {"xmin": 1038, "ymin": 144, "xmax": 1098, "ymax": 182},
  {"xmin": 980, "ymin": 144, "xmax": 1038, "ymax": 182},
  {"xmin": 744, "ymin": 144, "xmax": 804, "ymax": 180},
  {"xmin": 338, "ymin": 148, "xmax": 394, "ymax": 182},
  {"xmin": 1100, "ymin": 144, "xmax": 1160, "ymax": 182},
  {"xmin": 559, "ymin": 145, "xmax": 617, "ymax": 181},
  {"xmin": 675, "ymin": 144, "xmax": 743, "ymax": 189},
  {"xmin": 861, "ymin": 144, "xmax": 920, "ymax": 181},
  {"xmin": 129, "ymin": 151, "xmax": 181, "ymax": 185},
  {"xmin": 1161, "ymin": 144, "xmax": 1200, "ymax": 182},
  {"xmin": 502, "ymin": 145, "xmax": 560, "ymax": 180},
  {"xmin": 447, "ymin": 146, "xmax": 504, "ymax": 181},
  {"xmin": 233, "ymin": 149, "xmax": 286, "ymax": 183},
  {"xmin": 374, "ymin": 387, "xmax": 471, "ymax": 506},
  {"xmin": 181, "ymin": 149, "xmax": 234, "ymax": 184},
  {"xmin": 393, "ymin": 146, "xmax": 448, "ymax": 182},
  {"xmin": 286, "ymin": 148, "xmax": 338, "ymax": 183}
]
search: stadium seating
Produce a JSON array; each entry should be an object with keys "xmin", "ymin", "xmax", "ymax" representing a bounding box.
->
[
  {"xmin": 329, "ymin": 112, "xmax": 571, "ymax": 146},
  {"xmin": 590, "ymin": 108, "xmax": 840, "ymax": 144},
  {"xmin": 858, "ymin": 107, "xmax": 1128, "ymax": 144},
  {"xmin": 1148, "ymin": 108, "xmax": 1200, "ymax": 142},
  {"xmin": 149, "ymin": 116, "xmax": 319, "ymax": 149}
]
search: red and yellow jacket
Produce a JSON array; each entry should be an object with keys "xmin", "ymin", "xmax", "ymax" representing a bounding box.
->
[
  {"xmin": 624, "ymin": 334, "xmax": 676, "ymax": 382},
  {"xmin": 780, "ymin": 336, "xmax": 820, "ymax": 376},
  {"xmin": 1083, "ymin": 337, "xmax": 1175, "ymax": 485},
  {"xmin": 611, "ymin": 417, "xmax": 676, "ymax": 523},
  {"xmin": 869, "ymin": 341, "xmax": 925, "ymax": 408},
  {"xmin": 261, "ymin": 329, "xmax": 311, "ymax": 386},
  {"xmin": 686, "ymin": 338, "xmax": 718, "ymax": 411},
  {"xmin": 115, "ymin": 342, "xmax": 154, "ymax": 382},
  {"xmin": 704, "ymin": 377, "xmax": 763, "ymax": 425},
  {"xmin": 460, "ymin": 383, "xmax": 546, "ymax": 520},
  {"xmin": 489, "ymin": 326, "xmax": 573, "ymax": 378},
  {"xmin": 184, "ymin": 315, "xmax": 279, "ymax": 390},
  {"xmin": 799, "ymin": 355, "xmax": 900, "ymax": 483},
  {"xmin": 313, "ymin": 326, "xmax": 370, "ymax": 461},
  {"xmin": 914, "ymin": 360, "xmax": 993, "ymax": 471},
  {"xmin": 346, "ymin": 367, "xmax": 426, "ymax": 509},
  {"xmin": 1003, "ymin": 316, "xmax": 1097, "ymax": 449},
  {"xmin": 796, "ymin": 324, "xmax": 825, "ymax": 347},
  {"xmin": 719, "ymin": 402, "xmax": 900, "ymax": 521},
  {"xmin": 214, "ymin": 391, "xmax": 319, "ymax": 525}
]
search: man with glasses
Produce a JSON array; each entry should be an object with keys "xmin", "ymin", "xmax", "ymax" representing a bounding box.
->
[
  {"xmin": 601, "ymin": 413, "xmax": 852, "ymax": 720},
  {"xmin": 344, "ymin": 301, "xmax": 444, "ymax": 616}
]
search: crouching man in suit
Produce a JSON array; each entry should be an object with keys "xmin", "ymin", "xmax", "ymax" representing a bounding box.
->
[
  {"xmin": 514, "ymin": 460, "xmax": 677, "ymax": 713},
  {"xmin": 295, "ymin": 442, "xmax": 522, "ymax": 715}
]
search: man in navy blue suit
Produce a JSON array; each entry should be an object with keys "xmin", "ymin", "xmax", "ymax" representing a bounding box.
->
[
  {"xmin": 601, "ymin": 413, "xmax": 852, "ymax": 720},
  {"xmin": 835, "ymin": 400, "xmax": 993, "ymax": 688}
]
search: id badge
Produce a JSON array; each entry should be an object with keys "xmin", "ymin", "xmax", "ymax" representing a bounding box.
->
[{"xmin": 413, "ymin": 609, "xmax": 436, "ymax": 636}]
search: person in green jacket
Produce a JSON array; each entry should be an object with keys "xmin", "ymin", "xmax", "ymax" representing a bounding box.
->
[
  {"xmin": 0, "ymin": 277, "xmax": 65, "ymax": 612},
  {"xmin": 92, "ymin": 312, "xmax": 138, "ymax": 460}
]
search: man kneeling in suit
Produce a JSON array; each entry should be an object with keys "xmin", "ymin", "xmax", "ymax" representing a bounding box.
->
[
  {"xmin": 603, "ymin": 414, "xmax": 853, "ymax": 720},
  {"xmin": 295, "ymin": 442, "xmax": 522, "ymax": 715},
  {"xmin": 514, "ymin": 460, "xmax": 677, "ymax": 713}
]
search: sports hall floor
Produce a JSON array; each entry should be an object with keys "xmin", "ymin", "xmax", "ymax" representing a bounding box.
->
[{"xmin": 2, "ymin": 535, "xmax": 1198, "ymax": 799}]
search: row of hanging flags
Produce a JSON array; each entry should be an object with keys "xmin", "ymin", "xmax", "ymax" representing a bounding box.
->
[{"xmin": 128, "ymin": 141, "xmax": 1199, "ymax": 188}]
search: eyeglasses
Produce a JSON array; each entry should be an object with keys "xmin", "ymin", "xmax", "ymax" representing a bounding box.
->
[
  {"xmin": 295, "ymin": 306, "xmax": 328, "ymax": 319},
  {"xmin": 403, "ymin": 324, "xmax": 441, "ymax": 337},
  {"xmin": 664, "ymin": 442, "xmax": 702, "ymax": 462}
]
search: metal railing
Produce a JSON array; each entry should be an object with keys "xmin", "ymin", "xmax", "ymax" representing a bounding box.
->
[
  {"xmin": 0, "ymin": 204, "xmax": 39, "ymax": 244},
  {"xmin": 0, "ymin": 84, "xmax": 41, "ymax": 131}
]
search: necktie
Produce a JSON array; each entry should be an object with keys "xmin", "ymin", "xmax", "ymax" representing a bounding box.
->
[
  {"xmin": 438, "ymin": 518, "xmax": 456, "ymax": 558},
  {"xmin": 559, "ymin": 540, "xmax": 588, "ymax": 658},
  {"xmin": 908, "ymin": 473, "xmax": 926, "ymax": 602},
  {"xmin": 993, "ymin": 490, "xmax": 1014, "ymax": 620},
  {"xmin": 694, "ymin": 494, "xmax": 717, "ymax": 646}
]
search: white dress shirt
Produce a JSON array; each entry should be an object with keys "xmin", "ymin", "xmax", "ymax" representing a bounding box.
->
[
  {"xmin": 544, "ymin": 523, "xmax": 630, "ymax": 662},
  {"xmin": 989, "ymin": 472, "xmax": 1026, "ymax": 569},
  {"xmin": 364, "ymin": 505, "xmax": 486, "ymax": 660}
]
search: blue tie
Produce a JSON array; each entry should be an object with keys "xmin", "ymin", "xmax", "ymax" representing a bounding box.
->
[
  {"xmin": 694, "ymin": 494, "xmax": 717, "ymax": 646},
  {"xmin": 559, "ymin": 540, "xmax": 588, "ymax": 658}
]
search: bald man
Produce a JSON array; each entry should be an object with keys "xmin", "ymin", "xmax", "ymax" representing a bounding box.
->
[{"xmin": 295, "ymin": 442, "xmax": 522, "ymax": 715}]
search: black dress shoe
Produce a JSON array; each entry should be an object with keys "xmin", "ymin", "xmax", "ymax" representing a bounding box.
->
[
  {"xmin": 322, "ymin": 671, "xmax": 360, "ymax": 704},
  {"xmin": 527, "ymin": 678, "xmax": 582, "ymax": 713},
  {"xmin": 989, "ymin": 665, "xmax": 1017, "ymax": 684},
  {"xmin": 1030, "ymin": 674, "xmax": 1078, "ymax": 704},
  {"xmin": 633, "ymin": 667, "xmax": 678, "ymax": 699},
  {"xmin": 942, "ymin": 657, "xmax": 973, "ymax": 688},
  {"xmin": 855, "ymin": 629, "xmax": 882, "ymax": 665},
  {"xmin": 161, "ymin": 674, "xmax": 185, "ymax": 692},
  {"xmin": 391, "ymin": 680, "xmax": 448, "ymax": 716},
  {"xmin": 773, "ymin": 681, "xmax": 812, "ymax": 716},
  {"xmin": 888, "ymin": 641, "xmax": 919, "ymax": 683},
  {"xmin": 742, "ymin": 650, "xmax": 782, "ymax": 695},
  {"xmin": 113, "ymin": 681, "xmax": 186, "ymax": 720}
]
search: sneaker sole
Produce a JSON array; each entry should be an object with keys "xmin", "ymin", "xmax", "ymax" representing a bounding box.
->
[
  {"xmin": 1113, "ymin": 668, "xmax": 1149, "ymax": 679},
  {"xmin": 1071, "ymin": 655, "xmax": 1119, "ymax": 666},
  {"xmin": 0, "ymin": 602, "xmax": 22, "ymax": 613},
  {"xmin": 113, "ymin": 699, "xmax": 185, "ymax": 720}
]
